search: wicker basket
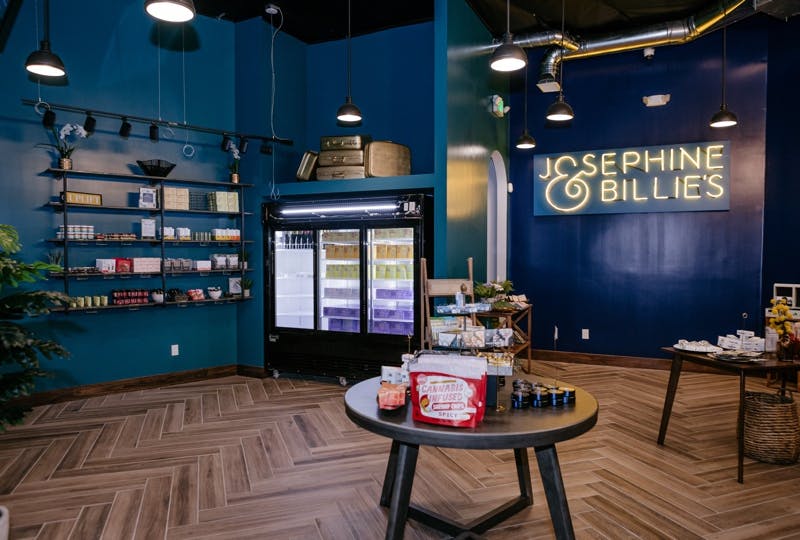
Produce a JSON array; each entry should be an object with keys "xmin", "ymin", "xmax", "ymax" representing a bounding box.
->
[{"xmin": 743, "ymin": 390, "xmax": 800, "ymax": 464}]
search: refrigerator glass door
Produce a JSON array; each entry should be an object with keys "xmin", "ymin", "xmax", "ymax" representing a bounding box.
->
[
  {"xmin": 319, "ymin": 229, "xmax": 361, "ymax": 332},
  {"xmin": 274, "ymin": 229, "xmax": 314, "ymax": 329},
  {"xmin": 368, "ymin": 227, "xmax": 415, "ymax": 336}
]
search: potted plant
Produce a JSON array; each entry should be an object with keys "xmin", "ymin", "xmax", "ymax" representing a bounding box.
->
[
  {"xmin": 228, "ymin": 142, "xmax": 241, "ymax": 183},
  {"xmin": 38, "ymin": 123, "xmax": 88, "ymax": 170},
  {"xmin": 240, "ymin": 250, "xmax": 250, "ymax": 270},
  {"xmin": 240, "ymin": 277, "xmax": 253, "ymax": 298},
  {"xmin": 1, "ymin": 224, "xmax": 69, "ymax": 432}
]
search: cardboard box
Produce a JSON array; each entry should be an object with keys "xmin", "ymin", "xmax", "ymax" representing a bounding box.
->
[
  {"xmin": 193, "ymin": 260, "xmax": 212, "ymax": 271},
  {"xmin": 132, "ymin": 257, "xmax": 162, "ymax": 273}
]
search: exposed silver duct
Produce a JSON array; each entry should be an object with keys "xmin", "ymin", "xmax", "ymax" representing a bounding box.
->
[{"xmin": 525, "ymin": 0, "xmax": 747, "ymax": 92}]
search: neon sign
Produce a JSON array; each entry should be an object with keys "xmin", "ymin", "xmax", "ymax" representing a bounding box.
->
[{"xmin": 533, "ymin": 141, "xmax": 730, "ymax": 216}]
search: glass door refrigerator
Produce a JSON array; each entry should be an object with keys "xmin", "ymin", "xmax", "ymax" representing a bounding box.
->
[{"xmin": 263, "ymin": 193, "xmax": 430, "ymax": 384}]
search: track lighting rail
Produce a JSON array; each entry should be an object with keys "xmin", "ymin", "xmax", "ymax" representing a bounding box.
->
[{"xmin": 23, "ymin": 98, "xmax": 293, "ymax": 147}]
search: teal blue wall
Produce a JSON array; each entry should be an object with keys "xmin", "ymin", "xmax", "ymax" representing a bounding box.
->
[
  {"xmin": 442, "ymin": 0, "xmax": 508, "ymax": 282},
  {"xmin": 0, "ymin": 1, "xmax": 245, "ymax": 389}
]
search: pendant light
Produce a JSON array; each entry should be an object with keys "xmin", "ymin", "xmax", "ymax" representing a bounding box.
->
[
  {"xmin": 336, "ymin": 0, "xmax": 362, "ymax": 124},
  {"xmin": 490, "ymin": 0, "xmax": 527, "ymax": 72},
  {"xmin": 545, "ymin": 0, "xmax": 574, "ymax": 122},
  {"xmin": 25, "ymin": 0, "xmax": 67, "ymax": 78},
  {"xmin": 144, "ymin": 0, "xmax": 195, "ymax": 23},
  {"xmin": 709, "ymin": 27, "xmax": 738, "ymax": 128},
  {"xmin": 516, "ymin": 67, "xmax": 536, "ymax": 149}
]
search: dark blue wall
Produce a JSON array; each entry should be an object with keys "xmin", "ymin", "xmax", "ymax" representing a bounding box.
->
[
  {"xmin": 763, "ymin": 17, "xmax": 800, "ymax": 306},
  {"xmin": 509, "ymin": 16, "xmax": 770, "ymax": 357}
]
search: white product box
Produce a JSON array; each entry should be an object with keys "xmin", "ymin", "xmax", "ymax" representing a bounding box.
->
[
  {"xmin": 132, "ymin": 257, "xmax": 162, "ymax": 273},
  {"xmin": 177, "ymin": 227, "xmax": 191, "ymax": 240},
  {"xmin": 193, "ymin": 260, "xmax": 212, "ymax": 271},
  {"xmin": 95, "ymin": 258, "xmax": 116, "ymax": 273},
  {"xmin": 162, "ymin": 226, "xmax": 175, "ymax": 240}
]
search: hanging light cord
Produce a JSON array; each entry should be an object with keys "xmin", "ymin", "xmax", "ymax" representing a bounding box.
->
[
  {"xmin": 559, "ymin": 0, "xmax": 566, "ymax": 99},
  {"xmin": 34, "ymin": 0, "xmax": 42, "ymax": 104},
  {"xmin": 523, "ymin": 67, "xmax": 528, "ymax": 130},
  {"xmin": 346, "ymin": 0, "xmax": 352, "ymax": 98},
  {"xmin": 506, "ymin": 0, "xmax": 511, "ymax": 34},
  {"xmin": 268, "ymin": 7, "xmax": 285, "ymax": 201},
  {"xmin": 721, "ymin": 27, "xmax": 728, "ymax": 108},
  {"xmin": 157, "ymin": 22, "xmax": 162, "ymax": 122}
]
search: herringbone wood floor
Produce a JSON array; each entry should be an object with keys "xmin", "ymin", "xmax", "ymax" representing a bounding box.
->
[{"xmin": 2, "ymin": 361, "xmax": 800, "ymax": 539}]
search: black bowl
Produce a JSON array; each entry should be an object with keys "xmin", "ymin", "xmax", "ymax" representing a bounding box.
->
[{"xmin": 137, "ymin": 159, "xmax": 176, "ymax": 177}]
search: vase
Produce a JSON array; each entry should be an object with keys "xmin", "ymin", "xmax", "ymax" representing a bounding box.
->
[
  {"xmin": 230, "ymin": 173, "xmax": 240, "ymax": 184},
  {"xmin": 777, "ymin": 341, "xmax": 798, "ymax": 361},
  {"xmin": 59, "ymin": 157, "xmax": 72, "ymax": 170}
]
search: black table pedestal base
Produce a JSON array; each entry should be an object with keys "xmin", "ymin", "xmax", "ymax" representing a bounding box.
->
[{"xmin": 380, "ymin": 440, "xmax": 574, "ymax": 539}]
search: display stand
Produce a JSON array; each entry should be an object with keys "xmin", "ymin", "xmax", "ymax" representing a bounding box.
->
[{"xmin": 478, "ymin": 305, "xmax": 533, "ymax": 373}]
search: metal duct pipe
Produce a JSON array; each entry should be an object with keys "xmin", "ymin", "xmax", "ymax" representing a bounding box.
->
[{"xmin": 532, "ymin": 0, "xmax": 747, "ymax": 92}]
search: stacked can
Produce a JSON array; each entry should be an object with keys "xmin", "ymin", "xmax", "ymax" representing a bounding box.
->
[{"xmin": 509, "ymin": 379, "xmax": 576, "ymax": 409}]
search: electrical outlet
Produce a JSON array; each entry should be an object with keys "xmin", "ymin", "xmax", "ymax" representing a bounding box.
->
[
  {"xmin": 581, "ymin": 329, "xmax": 590, "ymax": 340},
  {"xmin": 171, "ymin": 344, "xmax": 179, "ymax": 356}
]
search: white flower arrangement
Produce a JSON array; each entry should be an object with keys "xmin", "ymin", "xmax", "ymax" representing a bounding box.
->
[
  {"xmin": 42, "ymin": 123, "xmax": 88, "ymax": 158},
  {"xmin": 228, "ymin": 143, "xmax": 241, "ymax": 174}
]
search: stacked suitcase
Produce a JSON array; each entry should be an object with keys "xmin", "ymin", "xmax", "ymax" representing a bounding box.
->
[{"xmin": 296, "ymin": 135, "xmax": 411, "ymax": 181}]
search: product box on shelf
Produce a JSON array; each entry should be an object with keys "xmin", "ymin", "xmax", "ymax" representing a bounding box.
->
[
  {"xmin": 163, "ymin": 187, "xmax": 189, "ymax": 210},
  {"xmin": 132, "ymin": 257, "xmax": 161, "ymax": 273},
  {"xmin": 95, "ymin": 258, "xmax": 116, "ymax": 273},
  {"xmin": 177, "ymin": 228, "xmax": 191, "ymax": 241},
  {"xmin": 193, "ymin": 260, "xmax": 212, "ymax": 271},
  {"xmin": 115, "ymin": 258, "xmax": 133, "ymax": 273},
  {"xmin": 162, "ymin": 226, "xmax": 175, "ymax": 240}
]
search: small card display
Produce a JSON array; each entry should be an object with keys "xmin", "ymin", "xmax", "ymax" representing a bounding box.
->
[
  {"xmin": 64, "ymin": 191, "xmax": 102, "ymax": 206},
  {"xmin": 138, "ymin": 187, "xmax": 158, "ymax": 209}
]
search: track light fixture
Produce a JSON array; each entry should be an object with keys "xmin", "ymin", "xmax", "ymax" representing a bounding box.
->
[
  {"xmin": 149, "ymin": 123, "xmax": 159, "ymax": 141},
  {"xmin": 239, "ymin": 137, "xmax": 249, "ymax": 154},
  {"xmin": 490, "ymin": 0, "xmax": 527, "ymax": 72},
  {"xmin": 144, "ymin": 0, "xmax": 196, "ymax": 23},
  {"xmin": 221, "ymin": 134, "xmax": 232, "ymax": 152},
  {"xmin": 336, "ymin": 0, "xmax": 362, "ymax": 124},
  {"xmin": 119, "ymin": 118, "xmax": 132, "ymax": 138},
  {"xmin": 83, "ymin": 113, "xmax": 96, "ymax": 135},
  {"xmin": 545, "ymin": 0, "xmax": 574, "ymax": 123},
  {"xmin": 42, "ymin": 108, "xmax": 56, "ymax": 129},
  {"xmin": 710, "ymin": 27, "xmax": 738, "ymax": 129},
  {"xmin": 25, "ymin": 0, "xmax": 67, "ymax": 78}
]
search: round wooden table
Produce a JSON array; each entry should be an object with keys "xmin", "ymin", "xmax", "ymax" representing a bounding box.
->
[{"xmin": 345, "ymin": 377, "xmax": 598, "ymax": 539}]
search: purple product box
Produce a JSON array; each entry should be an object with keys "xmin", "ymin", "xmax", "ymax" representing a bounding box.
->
[{"xmin": 329, "ymin": 318, "xmax": 342, "ymax": 331}]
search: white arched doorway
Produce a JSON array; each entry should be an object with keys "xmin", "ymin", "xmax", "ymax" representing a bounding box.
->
[{"xmin": 487, "ymin": 150, "xmax": 509, "ymax": 282}]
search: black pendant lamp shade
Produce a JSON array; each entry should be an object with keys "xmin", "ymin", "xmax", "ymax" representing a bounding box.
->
[
  {"xmin": 545, "ymin": 0, "xmax": 574, "ymax": 123},
  {"xmin": 25, "ymin": 0, "xmax": 66, "ymax": 78},
  {"xmin": 709, "ymin": 27, "xmax": 738, "ymax": 129},
  {"xmin": 337, "ymin": 0, "xmax": 362, "ymax": 124},
  {"xmin": 546, "ymin": 94, "xmax": 574, "ymax": 122},
  {"xmin": 516, "ymin": 130, "xmax": 536, "ymax": 149},
  {"xmin": 491, "ymin": 33, "xmax": 527, "ymax": 72},
  {"xmin": 490, "ymin": 0, "xmax": 526, "ymax": 73},
  {"xmin": 710, "ymin": 107, "xmax": 738, "ymax": 128},
  {"xmin": 144, "ymin": 0, "xmax": 196, "ymax": 23}
]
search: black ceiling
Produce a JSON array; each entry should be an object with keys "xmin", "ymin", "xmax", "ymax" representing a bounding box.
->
[{"xmin": 194, "ymin": 1, "xmax": 800, "ymax": 44}]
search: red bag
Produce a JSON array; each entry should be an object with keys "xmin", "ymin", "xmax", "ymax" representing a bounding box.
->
[{"xmin": 409, "ymin": 355, "xmax": 487, "ymax": 428}]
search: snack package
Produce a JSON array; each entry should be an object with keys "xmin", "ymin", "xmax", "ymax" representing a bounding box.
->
[
  {"xmin": 378, "ymin": 382, "xmax": 407, "ymax": 410},
  {"xmin": 409, "ymin": 354, "xmax": 487, "ymax": 428}
]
